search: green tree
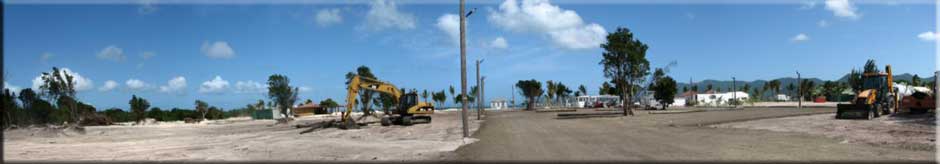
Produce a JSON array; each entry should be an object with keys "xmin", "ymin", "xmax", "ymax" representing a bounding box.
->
[
  {"xmin": 545, "ymin": 80, "xmax": 556, "ymax": 106},
  {"xmin": 148, "ymin": 107, "xmax": 165, "ymax": 121},
  {"xmin": 319, "ymin": 98, "xmax": 339, "ymax": 109},
  {"xmin": 2, "ymin": 89, "xmax": 17, "ymax": 128},
  {"xmin": 129, "ymin": 95, "xmax": 151, "ymax": 124},
  {"xmin": 577, "ymin": 85, "xmax": 587, "ymax": 97},
  {"xmin": 38, "ymin": 67, "xmax": 81, "ymax": 124},
  {"xmin": 785, "ymin": 83, "xmax": 796, "ymax": 100},
  {"xmin": 195, "ymin": 100, "xmax": 208, "ymax": 120},
  {"xmin": 449, "ymin": 85, "xmax": 456, "ymax": 104},
  {"xmin": 599, "ymin": 82, "xmax": 612, "ymax": 95},
  {"xmin": 741, "ymin": 83, "xmax": 750, "ymax": 93},
  {"xmin": 652, "ymin": 75, "xmax": 678, "ymax": 110},
  {"xmin": 912, "ymin": 74, "xmax": 921, "ymax": 86},
  {"xmin": 600, "ymin": 27, "xmax": 650, "ymax": 116},
  {"xmin": 421, "ymin": 90, "xmax": 429, "ymax": 103},
  {"xmin": 433, "ymin": 90, "xmax": 447, "ymax": 107},
  {"xmin": 706, "ymin": 84, "xmax": 713, "ymax": 92},
  {"xmin": 268, "ymin": 74, "xmax": 299, "ymax": 118},
  {"xmin": 516, "ymin": 79, "xmax": 543, "ymax": 111},
  {"xmin": 863, "ymin": 59, "xmax": 879, "ymax": 73},
  {"xmin": 848, "ymin": 68, "xmax": 863, "ymax": 92},
  {"xmin": 800, "ymin": 79, "xmax": 816, "ymax": 101}
]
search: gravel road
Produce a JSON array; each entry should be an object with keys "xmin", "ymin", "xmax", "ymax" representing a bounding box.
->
[{"xmin": 454, "ymin": 107, "xmax": 935, "ymax": 162}]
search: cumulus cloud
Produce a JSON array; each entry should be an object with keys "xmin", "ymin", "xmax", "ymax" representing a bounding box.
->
[
  {"xmin": 299, "ymin": 86, "xmax": 312, "ymax": 92},
  {"xmin": 435, "ymin": 14, "xmax": 460, "ymax": 46},
  {"xmin": 488, "ymin": 0, "xmax": 606, "ymax": 49},
  {"xmin": 490, "ymin": 37, "xmax": 509, "ymax": 49},
  {"xmin": 159, "ymin": 76, "xmax": 187, "ymax": 94},
  {"xmin": 199, "ymin": 76, "xmax": 230, "ymax": 94},
  {"xmin": 917, "ymin": 31, "xmax": 937, "ymax": 41},
  {"xmin": 201, "ymin": 41, "xmax": 235, "ymax": 59},
  {"xmin": 825, "ymin": 0, "xmax": 860, "ymax": 19},
  {"xmin": 791, "ymin": 33, "xmax": 810, "ymax": 42},
  {"xmin": 235, "ymin": 80, "xmax": 267, "ymax": 93},
  {"xmin": 97, "ymin": 45, "xmax": 126, "ymax": 62},
  {"xmin": 799, "ymin": 1, "xmax": 817, "ymax": 9},
  {"xmin": 138, "ymin": 0, "xmax": 158, "ymax": 14},
  {"xmin": 125, "ymin": 79, "xmax": 150, "ymax": 91},
  {"xmin": 99, "ymin": 80, "xmax": 119, "ymax": 92},
  {"xmin": 31, "ymin": 68, "xmax": 94, "ymax": 92},
  {"xmin": 316, "ymin": 8, "xmax": 343, "ymax": 27},
  {"xmin": 361, "ymin": 0, "xmax": 416, "ymax": 31}
]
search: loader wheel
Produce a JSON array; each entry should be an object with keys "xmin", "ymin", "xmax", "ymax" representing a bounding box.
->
[
  {"xmin": 870, "ymin": 104, "xmax": 880, "ymax": 119},
  {"xmin": 380, "ymin": 116, "xmax": 391, "ymax": 126},
  {"xmin": 401, "ymin": 116, "xmax": 413, "ymax": 126}
]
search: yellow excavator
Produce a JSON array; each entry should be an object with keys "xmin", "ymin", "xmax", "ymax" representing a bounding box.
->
[{"xmin": 341, "ymin": 75, "xmax": 434, "ymax": 129}]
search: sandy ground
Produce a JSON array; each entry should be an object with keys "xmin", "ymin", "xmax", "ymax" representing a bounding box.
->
[
  {"xmin": 4, "ymin": 110, "xmax": 481, "ymax": 161},
  {"xmin": 713, "ymin": 113, "xmax": 936, "ymax": 151},
  {"xmin": 745, "ymin": 101, "xmax": 842, "ymax": 107},
  {"xmin": 457, "ymin": 108, "xmax": 934, "ymax": 161}
]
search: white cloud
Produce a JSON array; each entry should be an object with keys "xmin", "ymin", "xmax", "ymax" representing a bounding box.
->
[
  {"xmin": 799, "ymin": 1, "xmax": 817, "ymax": 9},
  {"xmin": 40, "ymin": 52, "xmax": 54, "ymax": 63},
  {"xmin": 315, "ymin": 8, "xmax": 343, "ymax": 27},
  {"xmin": 791, "ymin": 33, "xmax": 810, "ymax": 42},
  {"xmin": 361, "ymin": 0, "xmax": 416, "ymax": 31},
  {"xmin": 31, "ymin": 68, "xmax": 94, "ymax": 92},
  {"xmin": 435, "ymin": 14, "xmax": 460, "ymax": 46},
  {"xmin": 99, "ymin": 80, "xmax": 118, "ymax": 92},
  {"xmin": 199, "ymin": 76, "xmax": 230, "ymax": 94},
  {"xmin": 138, "ymin": 0, "xmax": 157, "ymax": 14},
  {"xmin": 490, "ymin": 37, "xmax": 509, "ymax": 49},
  {"xmin": 201, "ymin": 41, "xmax": 235, "ymax": 59},
  {"xmin": 817, "ymin": 20, "xmax": 830, "ymax": 27},
  {"xmin": 140, "ymin": 51, "xmax": 156, "ymax": 59},
  {"xmin": 488, "ymin": 0, "xmax": 607, "ymax": 49},
  {"xmin": 917, "ymin": 31, "xmax": 937, "ymax": 41},
  {"xmin": 4, "ymin": 81, "xmax": 21, "ymax": 93},
  {"xmin": 159, "ymin": 76, "xmax": 187, "ymax": 94},
  {"xmin": 125, "ymin": 79, "xmax": 150, "ymax": 91},
  {"xmin": 234, "ymin": 80, "xmax": 267, "ymax": 93},
  {"xmin": 299, "ymin": 86, "xmax": 312, "ymax": 92},
  {"xmin": 97, "ymin": 45, "xmax": 126, "ymax": 62},
  {"xmin": 825, "ymin": 0, "xmax": 860, "ymax": 19}
]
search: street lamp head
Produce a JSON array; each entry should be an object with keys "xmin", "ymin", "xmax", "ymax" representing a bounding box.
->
[{"xmin": 466, "ymin": 8, "xmax": 477, "ymax": 18}]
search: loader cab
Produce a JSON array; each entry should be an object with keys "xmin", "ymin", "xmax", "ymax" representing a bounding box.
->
[{"xmin": 396, "ymin": 93, "xmax": 419, "ymax": 115}]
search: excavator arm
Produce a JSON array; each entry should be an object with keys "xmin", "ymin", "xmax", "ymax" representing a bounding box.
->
[{"xmin": 344, "ymin": 75, "xmax": 402, "ymax": 122}]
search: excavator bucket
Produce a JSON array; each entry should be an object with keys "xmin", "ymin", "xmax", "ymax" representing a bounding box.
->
[{"xmin": 836, "ymin": 103, "xmax": 872, "ymax": 119}]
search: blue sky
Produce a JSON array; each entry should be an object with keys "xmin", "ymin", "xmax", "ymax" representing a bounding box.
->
[{"xmin": 3, "ymin": 0, "xmax": 937, "ymax": 110}]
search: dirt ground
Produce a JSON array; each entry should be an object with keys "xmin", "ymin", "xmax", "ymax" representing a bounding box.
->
[
  {"xmin": 713, "ymin": 113, "xmax": 936, "ymax": 151},
  {"xmin": 456, "ymin": 107, "xmax": 935, "ymax": 162},
  {"xmin": 3, "ymin": 110, "xmax": 482, "ymax": 161}
]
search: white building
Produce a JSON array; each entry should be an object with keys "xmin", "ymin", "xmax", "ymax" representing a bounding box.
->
[
  {"xmin": 640, "ymin": 91, "xmax": 686, "ymax": 108},
  {"xmin": 576, "ymin": 95, "xmax": 620, "ymax": 108},
  {"xmin": 775, "ymin": 94, "xmax": 790, "ymax": 101},
  {"xmin": 697, "ymin": 91, "xmax": 749, "ymax": 106},
  {"xmin": 490, "ymin": 98, "xmax": 508, "ymax": 110}
]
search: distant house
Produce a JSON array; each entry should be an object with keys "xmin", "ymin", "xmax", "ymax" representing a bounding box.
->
[
  {"xmin": 490, "ymin": 98, "xmax": 508, "ymax": 110},
  {"xmin": 775, "ymin": 94, "xmax": 791, "ymax": 101},
  {"xmin": 697, "ymin": 90, "xmax": 749, "ymax": 106},
  {"xmin": 293, "ymin": 102, "xmax": 322, "ymax": 117}
]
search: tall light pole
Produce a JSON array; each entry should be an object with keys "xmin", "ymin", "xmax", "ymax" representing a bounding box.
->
[
  {"xmin": 797, "ymin": 71, "xmax": 802, "ymax": 110},
  {"xmin": 459, "ymin": 0, "xmax": 471, "ymax": 138},
  {"xmin": 732, "ymin": 77, "xmax": 736, "ymax": 108},
  {"xmin": 476, "ymin": 59, "xmax": 484, "ymax": 120}
]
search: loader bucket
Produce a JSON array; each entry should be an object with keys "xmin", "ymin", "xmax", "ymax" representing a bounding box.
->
[{"xmin": 836, "ymin": 103, "xmax": 871, "ymax": 119}]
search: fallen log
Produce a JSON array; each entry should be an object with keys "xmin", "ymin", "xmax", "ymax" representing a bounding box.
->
[{"xmin": 299, "ymin": 120, "xmax": 337, "ymax": 134}]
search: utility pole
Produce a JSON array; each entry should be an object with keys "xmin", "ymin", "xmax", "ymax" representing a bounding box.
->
[
  {"xmin": 459, "ymin": 0, "xmax": 470, "ymax": 138},
  {"xmin": 797, "ymin": 71, "xmax": 802, "ymax": 110},
  {"xmin": 511, "ymin": 85, "xmax": 515, "ymax": 109},
  {"xmin": 476, "ymin": 59, "xmax": 484, "ymax": 120},
  {"xmin": 732, "ymin": 77, "xmax": 736, "ymax": 108}
]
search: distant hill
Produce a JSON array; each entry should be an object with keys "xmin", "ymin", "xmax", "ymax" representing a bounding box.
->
[{"xmin": 672, "ymin": 72, "xmax": 934, "ymax": 98}]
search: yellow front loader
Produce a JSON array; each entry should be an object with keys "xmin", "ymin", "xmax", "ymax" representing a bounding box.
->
[{"xmin": 341, "ymin": 75, "xmax": 434, "ymax": 129}]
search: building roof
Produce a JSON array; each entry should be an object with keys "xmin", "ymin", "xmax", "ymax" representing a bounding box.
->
[{"xmin": 295, "ymin": 102, "xmax": 320, "ymax": 109}]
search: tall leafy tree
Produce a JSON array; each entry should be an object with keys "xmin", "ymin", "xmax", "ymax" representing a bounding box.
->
[
  {"xmin": 785, "ymin": 83, "xmax": 796, "ymax": 100},
  {"xmin": 2, "ymin": 89, "xmax": 17, "ymax": 128},
  {"xmin": 129, "ymin": 95, "xmax": 151, "ymax": 124},
  {"xmin": 268, "ymin": 74, "xmax": 299, "ymax": 118},
  {"xmin": 863, "ymin": 59, "xmax": 879, "ymax": 73},
  {"xmin": 195, "ymin": 100, "xmax": 208, "ymax": 120},
  {"xmin": 39, "ymin": 67, "xmax": 81, "ymax": 124},
  {"xmin": 800, "ymin": 79, "xmax": 816, "ymax": 101},
  {"xmin": 516, "ymin": 79, "xmax": 543, "ymax": 111},
  {"xmin": 449, "ymin": 85, "xmax": 457, "ymax": 104},
  {"xmin": 600, "ymin": 27, "xmax": 650, "ymax": 116},
  {"xmin": 578, "ymin": 85, "xmax": 587, "ymax": 97},
  {"xmin": 848, "ymin": 68, "xmax": 863, "ymax": 92},
  {"xmin": 421, "ymin": 90, "xmax": 429, "ymax": 103},
  {"xmin": 651, "ymin": 70, "xmax": 678, "ymax": 110},
  {"xmin": 599, "ymin": 82, "xmax": 613, "ymax": 95},
  {"xmin": 545, "ymin": 80, "xmax": 556, "ymax": 106},
  {"xmin": 346, "ymin": 66, "xmax": 378, "ymax": 115},
  {"xmin": 912, "ymin": 74, "xmax": 921, "ymax": 86}
]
